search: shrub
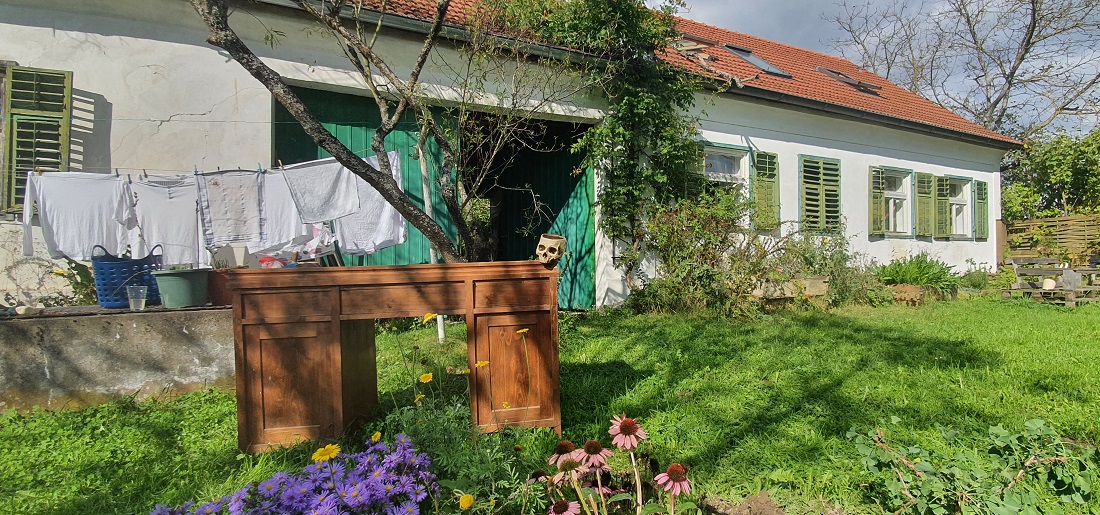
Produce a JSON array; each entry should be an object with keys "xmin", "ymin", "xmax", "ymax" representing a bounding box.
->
[
  {"xmin": 851, "ymin": 419, "xmax": 1097, "ymax": 513},
  {"xmin": 875, "ymin": 253, "xmax": 959, "ymax": 297}
]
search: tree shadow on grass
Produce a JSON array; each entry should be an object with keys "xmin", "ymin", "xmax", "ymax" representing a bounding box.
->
[{"xmin": 556, "ymin": 310, "xmax": 1005, "ymax": 476}]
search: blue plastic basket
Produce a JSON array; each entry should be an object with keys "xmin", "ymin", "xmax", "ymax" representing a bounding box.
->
[{"xmin": 91, "ymin": 245, "xmax": 163, "ymax": 308}]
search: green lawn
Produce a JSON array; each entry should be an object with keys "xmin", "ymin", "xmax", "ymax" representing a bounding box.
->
[{"xmin": 2, "ymin": 296, "xmax": 1097, "ymax": 513}]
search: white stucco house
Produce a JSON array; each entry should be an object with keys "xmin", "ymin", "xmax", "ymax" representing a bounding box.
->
[{"xmin": 0, "ymin": 0, "xmax": 1018, "ymax": 308}]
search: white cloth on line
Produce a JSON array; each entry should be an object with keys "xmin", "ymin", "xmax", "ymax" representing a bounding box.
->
[
  {"xmin": 246, "ymin": 170, "xmax": 313, "ymax": 253},
  {"xmin": 196, "ymin": 170, "xmax": 265, "ymax": 246},
  {"xmin": 334, "ymin": 151, "xmax": 407, "ymax": 254},
  {"xmin": 281, "ymin": 158, "xmax": 361, "ymax": 223},
  {"xmin": 118, "ymin": 175, "xmax": 205, "ymax": 267},
  {"xmin": 22, "ymin": 171, "xmax": 131, "ymax": 261}
]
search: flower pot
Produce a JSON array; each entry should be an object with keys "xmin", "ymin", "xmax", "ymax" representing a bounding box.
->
[{"xmin": 152, "ymin": 268, "xmax": 210, "ymax": 308}]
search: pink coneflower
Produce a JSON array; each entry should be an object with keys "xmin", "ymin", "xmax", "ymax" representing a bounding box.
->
[
  {"xmin": 608, "ymin": 414, "xmax": 647, "ymax": 450},
  {"xmin": 580, "ymin": 440, "xmax": 613, "ymax": 469},
  {"xmin": 548, "ymin": 440, "xmax": 579, "ymax": 466},
  {"xmin": 551, "ymin": 457, "xmax": 589, "ymax": 485},
  {"xmin": 654, "ymin": 463, "xmax": 691, "ymax": 496},
  {"xmin": 548, "ymin": 499, "xmax": 581, "ymax": 515}
]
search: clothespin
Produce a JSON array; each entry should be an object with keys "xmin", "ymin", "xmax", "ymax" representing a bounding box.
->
[
  {"xmin": 143, "ymin": 169, "xmax": 149, "ymax": 179},
  {"xmin": 193, "ymin": 165, "xmax": 198, "ymax": 175},
  {"xmin": 127, "ymin": 173, "xmax": 133, "ymax": 184},
  {"xmin": 35, "ymin": 166, "xmax": 42, "ymax": 175},
  {"xmin": 114, "ymin": 168, "xmax": 120, "ymax": 177},
  {"xmin": 277, "ymin": 159, "xmax": 285, "ymax": 170},
  {"xmin": 257, "ymin": 163, "xmax": 264, "ymax": 174}
]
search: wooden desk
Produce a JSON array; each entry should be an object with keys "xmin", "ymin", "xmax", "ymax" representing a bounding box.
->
[{"xmin": 227, "ymin": 261, "xmax": 561, "ymax": 453}]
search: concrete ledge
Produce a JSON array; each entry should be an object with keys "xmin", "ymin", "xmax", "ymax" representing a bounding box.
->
[{"xmin": 0, "ymin": 308, "xmax": 234, "ymax": 411}]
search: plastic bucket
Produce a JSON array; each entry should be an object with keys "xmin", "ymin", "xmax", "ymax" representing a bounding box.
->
[{"xmin": 152, "ymin": 268, "xmax": 210, "ymax": 308}]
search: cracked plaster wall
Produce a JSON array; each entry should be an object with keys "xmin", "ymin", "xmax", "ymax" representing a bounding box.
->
[{"xmin": 0, "ymin": 308, "xmax": 234, "ymax": 411}]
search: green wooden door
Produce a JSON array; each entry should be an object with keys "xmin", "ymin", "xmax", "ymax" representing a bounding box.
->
[
  {"xmin": 271, "ymin": 86, "xmax": 456, "ymax": 266},
  {"xmin": 495, "ymin": 123, "xmax": 595, "ymax": 310}
]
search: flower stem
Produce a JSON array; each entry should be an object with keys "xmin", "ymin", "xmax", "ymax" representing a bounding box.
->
[
  {"xmin": 595, "ymin": 470, "xmax": 609, "ymax": 515},
  {"xmin": 571, "ymin": 479, "xmax": 595, "ymax": 515},
  {"xmin": 630, "ymin": 452, "xmax": 643, "ymax": 515},
  {"xmin": 670, "ymin": 493, "xmax": 676, "ymax": 515}
]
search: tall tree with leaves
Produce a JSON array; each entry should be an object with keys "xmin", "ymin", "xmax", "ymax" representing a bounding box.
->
[
  {"xmin": 827, "ymin": 0, "xmax": 1100, "ymax": 137},
  {"xmin": 1002, "ymin": 128, "xmax": 1100, "ymax": 220}
]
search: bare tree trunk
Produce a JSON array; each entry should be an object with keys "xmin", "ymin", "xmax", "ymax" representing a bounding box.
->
[{"xmin": 189, "ymin": 0, "xmax": 465, "ymax": 263}]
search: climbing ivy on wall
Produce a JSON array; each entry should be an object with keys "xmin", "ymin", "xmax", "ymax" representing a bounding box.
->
[{"xmin": 490, "ymin": 0, "xmax": 704, "ymax": 274}]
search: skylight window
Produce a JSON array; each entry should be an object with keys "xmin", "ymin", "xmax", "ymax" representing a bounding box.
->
[
  {"xmin": 723, "ymin": 44, "xmax": 791, "ymax": 78},
  {"xmin": 816, "ymin": 66, "xmax": 882, "ymax": 93}
]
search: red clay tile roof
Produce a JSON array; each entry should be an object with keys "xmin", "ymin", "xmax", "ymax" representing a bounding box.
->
[
  {"xmin": 669, "ymin": 17, "xmax": 1019, "ymax": 147},
  {"xmin": 329, "ymin": 1, "xmax": 1019, "ymax": 147}
]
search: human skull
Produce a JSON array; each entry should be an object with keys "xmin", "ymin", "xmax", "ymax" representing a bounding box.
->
[{"xmin": 535, "ymin": 233, "xmax": 567, "ymax": 265}]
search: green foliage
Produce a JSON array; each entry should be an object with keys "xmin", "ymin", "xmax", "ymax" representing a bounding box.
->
[
  {"xmin": 959, "ymin": 259, "xmax": 993, "ymax": 290},
  {"xmin": 534, "ymin": 0, "xmax": 703, "ymax": 272},
  {"xmin": 780, "ymin": 230, "xmax": 894, "ymax": 307},
  {"xmin": 372, "ymin": 394, "xmax": 556, "ymax": 514},
  {"xmin": 850, "ymin": 419, "xmax": 1097, "ymax": 513},
  {"xmin": 37, "ymin": 258, "xmax": 96, "ymax": 307},
  {"xmin": 1003, "ymin": 128, "xmax": 1100, "ymax": 221},
  {"xmin": 628, "ymin": 188, "xmax": 782, "ymax": 316},
  {"xmin": 876, "ymin": 253, "xmax": 959, "ymax": 297}
]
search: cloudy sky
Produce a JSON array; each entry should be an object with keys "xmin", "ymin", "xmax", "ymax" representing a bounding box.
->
[{"xmin": 673, "ymin": 0, "xmax": 862, "ymax": 54}]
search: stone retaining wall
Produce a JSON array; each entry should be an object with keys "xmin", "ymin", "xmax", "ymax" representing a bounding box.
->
[{"xmin": 0, "ymin": 308, "xmax": 234, "ymax": 411}]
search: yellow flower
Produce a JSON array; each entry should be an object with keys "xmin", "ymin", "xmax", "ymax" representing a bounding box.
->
[
  {"xmin": 370, "ymin": 431, "xmax": 381, "ymax": 443},
  {"xmin": 474, "ymin": 360, "xmax": 489, "ymax": 368},
  {"xmin": 311, "ymin": 443, "xmax": 340, "ymax": 462},
  {"xmin": 419, "ymin": 372, "xmax": 433, "ymax": 383},
  {"xmin": 461, "ymin": 368, "xmax": 471, "ymax": 375},
  {"xmin": 516, "ymin": 328, "xmax": 529, "ymax": 334},
  {"xmin": 459, "ymin": 493, "xmax": 475, "ymax": 510},
  {"xmin": 414, "ymin": 394, "xmax": 425, "ymax": 404},
  {"xmin": 422, "ymin": 313, "xmax": 438, "ymax": 325},
  {"xmin": 51, "ymin": 269, "xmax": 67, "ymax": 276},
  {"xmin": 501, "ymin": 401, "xmax": 511, "ymax": 409}
]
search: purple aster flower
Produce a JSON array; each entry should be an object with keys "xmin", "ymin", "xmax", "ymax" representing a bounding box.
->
[
  {"xmin": 307, "ymin": 496, "xmax": 339, "ymax": 515},
  {"xmin": 193, "ymin": 501, "xmax": 223, "ymax": 514},
  {"xmin": 386, "ymin": 500, "xmax": 419, "ymax": 515},
  {"xmin": 409, "ymin": 484, "xmax": 429, "ymax": 503}
]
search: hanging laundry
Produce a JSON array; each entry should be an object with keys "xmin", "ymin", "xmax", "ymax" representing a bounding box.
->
[
  {"xmin": 119, "ymin": 175, "xmax": 204, "ymax": 267},
  {"xmin": 334, "ymin": 151, "xmax": 408, "ymax": 254},
  {"xmin": 196, "ymin": 169, "xmax": 265, "ymax": 247},
  {"xmin": 246, "ymin": 170, "xmax": 313, "ymax": 254},
  {"xmin": 22, "ymin": 171, "xmax": 130, "ymax": 261},
  {"xmin": 281, "ymin": 158, "xmax": 361, "ymax": 223}
]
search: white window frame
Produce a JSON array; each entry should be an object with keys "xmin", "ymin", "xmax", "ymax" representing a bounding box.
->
[
  {"xmin": 948, "ymin": 177, "xmax": 972, "ymax": 238},
  {"xmin": 702, "ymin": 146, "xmax": 749, "ymax": 188},
  {"xmin": 882, "ymin": 170, "xmax": 912, "ymax": 235}
]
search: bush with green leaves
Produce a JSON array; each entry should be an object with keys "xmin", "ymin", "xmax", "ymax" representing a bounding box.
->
[
  {"xmin": 875, "ymin": 253, "xmax": 959, "ymax": 297},
  {"xmin": 630, "ymin": 188, "xmax": 788, "ymax": 316},
  {"xmin": 850, "ymin": 419, "xmax": 1097, "ymax": 514},
  {"xmin": 780, "ymin": 230, "xmax": 894, "ymax": 307}
]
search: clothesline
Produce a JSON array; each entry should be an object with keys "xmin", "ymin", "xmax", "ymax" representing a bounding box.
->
[{"xmin": 21, "ymin": 154, "xmax": 408, "ymax": 266}]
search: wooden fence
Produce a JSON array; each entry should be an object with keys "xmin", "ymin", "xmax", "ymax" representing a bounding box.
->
[{"xmin": 999, "ymin": 215, "xmax": 1100, "ymax": 264}]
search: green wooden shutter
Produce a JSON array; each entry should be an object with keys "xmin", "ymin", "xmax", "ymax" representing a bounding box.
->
[
  {"xmin": 821, "ymin": 158, "xmax": 842, "ymax": 232},
  {"xmin": 801, "ymin": 157, "xmax": 823, "ymax": 232},
  {"xmin": 3, "ymin": 66, "xmax": 72, "ymax": 210},
  {"xmin": 752, "ymin": 151, "xmax": 779, "ymax": 230},
  {"xmin": 800, "ymin": 156, "xmax": 841, "ymax": 233},
  {"xmin": 868, "ymin": 168, "xmax": 885, "ymax": 236},
  {"xmin": 915, "ymin": 172, "xmax": 934, "ymax": 237},
  {"xmin": 974, "ymin": 180, "xmax": 989, "ymax": 239},
  {"xmin": 934, "ymin": 175, "xmax": 951, "ymax": 238}
]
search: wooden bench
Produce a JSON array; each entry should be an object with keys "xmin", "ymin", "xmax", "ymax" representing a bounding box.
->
[{"xmin": 1003, "ymin": 258, "xmax": 1100, "ymax": 307}]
